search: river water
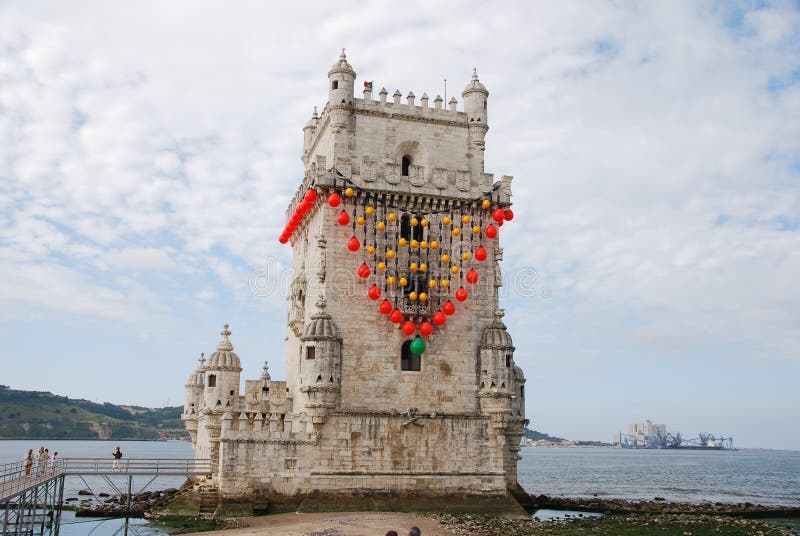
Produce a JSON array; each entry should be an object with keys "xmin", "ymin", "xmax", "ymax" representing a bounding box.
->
[{"xmin": 2, "ymin": 440, "xmax": 799, "ymax": 534}]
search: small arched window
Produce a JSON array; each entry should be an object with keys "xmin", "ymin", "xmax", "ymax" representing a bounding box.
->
[
  {"xmin": 520, "ymin": 385, "xmax": 525, "ymax": 400},
  {"xmin": 306, "ymin": 346, "xmax": 316, "ymax": 360},
  {"xmin": 332, "ymin": 80, "xmax": 339, "ymax": 90},
  {"xmin": 506, "ymin": 354, "xmax": 511, "ymax": 367},
  {"xmin": 401, "ymin": 155, "xmax": 411, "ymax": 176},
  {"xmin": 208, "ymin": 374, "xmax": 216, "ymax": 387},
  {"xmin": 401, "ymin": 341, "xmax": 420, "ymax": 371}
]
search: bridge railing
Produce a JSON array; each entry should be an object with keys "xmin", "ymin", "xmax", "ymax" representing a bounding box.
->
[
  {"xmin": 0, "ymin": 458, "xmax": 65, "ymax": 500},
  {"xmin": 60, "ymin": 458, "xmax": 212, "ymax": 475}
]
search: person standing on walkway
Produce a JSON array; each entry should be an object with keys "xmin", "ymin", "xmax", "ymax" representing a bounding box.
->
[
  {"xmin": 24, "ymin": 448, "xmax": 33, "ymax": 477},
  {"xmin": 35, "ymin": 446, "xmax": 45, "ymax": 474},
  {"xmin": 49, "ymin": 451, "xmax": 58, "ymax": 473},
  {"xmin": 112, "ymin": 446, "xmax": 123, "ymax": 471},
  {"xmin": 40, "ymin": 448, "xmax": 49, "ymax": 474}
]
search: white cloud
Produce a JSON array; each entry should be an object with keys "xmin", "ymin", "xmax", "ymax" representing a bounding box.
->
[{"xmin": 0, "ymin": 0, "xmax": 799, "ymax": 444}]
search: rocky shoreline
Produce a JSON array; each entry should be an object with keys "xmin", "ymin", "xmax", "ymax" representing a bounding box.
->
[
  {"xmin": 66, "ymin": 487, "xmax": 180, "ymax": 517},
  {"xmin": 522, "ymin": 493, "xmax": 800, "ymax": 518}
]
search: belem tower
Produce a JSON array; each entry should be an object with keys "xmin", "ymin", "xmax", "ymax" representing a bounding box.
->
[{"xmin": 182, "ymin": 51, "xmax": 528, "ymax": 512}]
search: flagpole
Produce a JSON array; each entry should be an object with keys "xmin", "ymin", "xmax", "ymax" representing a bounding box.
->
[{"xmin": 444, "ymin": 78, "xmax": 447, "ymax": 106}]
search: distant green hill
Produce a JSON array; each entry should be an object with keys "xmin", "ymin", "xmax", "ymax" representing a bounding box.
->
[
  {"xmin": 523, "ymin": 427, "xmax": 566, "ymax": 443},
  {"xmin": 0, "ymin": 386, "xmax": 188, "ymax": 440}
]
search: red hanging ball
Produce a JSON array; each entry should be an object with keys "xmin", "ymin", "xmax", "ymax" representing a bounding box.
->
[
  {"xmin": 485, "ymin": 224, "xmax": 498, "ymax": 239},
  {"xmin": 420, "ymin": 322, "xmax": 433, "ymax": 336},
  {"xmin": 475, "ymin": 246, "xmax": 488, "ymax": 261},
  {"xmin": 498, "ymin": 219, "xmax": 504, "ymax": 227},
  {"xmin": 368, "ymin": 284, "xmax": 381, "ymax": 300},
  {"xmin": 455, "ymin": 287, "xmax": 468, "ymax": 302},
  {"xmin": 402, "ymin": 321, "xmax": 416, "ymax": 336},
  {"xmin": 379, "ymin": 299, "xmax": 393, "ymax": 315},
  {"xmin": 337, "ymin": 211, "xmax": 350, "ymax": 225},
  {"xmin": 443, "ymin": 300, "xmax": 456, "ymax": 315},
  {"xmin": 279, "ymin": 235, "xmax": 289, "ymax": 244},
  {"xmin": 358, "ymin": 263, "xmax": 371, "ymax": 279},
  {"xmin": 432, "ymin": 311, "xmax": 446, "ymax": 326},
  {"xmin": 328, "ymin": 193, "xmax": 342, "ymax": 207},
  {"xmin": 347, "ymin": 236, "xmax": 360, "ymax": 252},
  {"xmin": 466, "ymin": 269, "xmax": 479, "ymax": 285},
  {"xmin": 503, "ymin": 209, "xmax": 514, "ymax": 221},
  {"xmin": 390, "ymin": 309, "xmax": 404, "ymax": 324},
  {"xmin": 304, "ymin": 189, "xmax": 318, "ymax": 203},
  {"xmin": 493, "ymin": 208, "xmax": 505, "ymax": 223}
]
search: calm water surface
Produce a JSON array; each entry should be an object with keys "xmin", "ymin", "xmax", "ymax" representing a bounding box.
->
[
  {"xmin": 3, "ymin": 441, "xmax": 799, "ymax": 533},
  {"xmin": 518, "ymin": 446, "xmax": 800, "ymax": 507}
]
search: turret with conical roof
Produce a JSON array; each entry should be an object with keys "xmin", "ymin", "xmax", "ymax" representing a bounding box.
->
[
  {"xmin": 182, "ymin": 352, "xmax": 206, "ymax": 445},
  {"xmin": 203, "ymin": 324, "xmax": 242, "ymax": 412},
  {"xmin": 328, "ymin": 48, "xmax": 356, "ymax": 107},
  {"xmin": 299, "ymin": 300, "xmax": 342, "ymax": 428}
]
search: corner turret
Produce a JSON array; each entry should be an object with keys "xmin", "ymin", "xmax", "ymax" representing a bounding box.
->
[
  {"xmin": 299, "ymin": 300, "xmax": 342, "ymax": 430},
  {"xmin": 203, "ymin": 324, "xmax": 242, "ymax": 412},
  {"xmin": 328, "ymin": 48, "xmax": 356, "ymax": 107},
  {"xmin": 462, "ymin": 69, "xmax": 490, "ymax": 176},
  {"xmin": 182, "ymin": 352, "xmax": 206, "ymax": 446}
]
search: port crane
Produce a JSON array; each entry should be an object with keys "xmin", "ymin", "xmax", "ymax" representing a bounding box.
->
[{"xmin": 615, "ymin": 431, "xmax": 733, "ymax": 449}]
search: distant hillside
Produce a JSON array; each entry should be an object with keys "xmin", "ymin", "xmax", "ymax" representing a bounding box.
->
[
  {"xmin": 523, "ymin": 427, "xmax": 566, "ymax": 443},
  {"xmin": 0, "ymin": 386, "xmax": 188, "ymax": 440}
]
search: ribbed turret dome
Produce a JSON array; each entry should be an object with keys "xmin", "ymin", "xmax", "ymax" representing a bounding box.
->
[
  {"xmin": 302, "ymin": 301, "xmax": 340, "ymax": 341},
  {"xmin": 480, "ymin": 311, "xmax": 513, "ymax": 349},
  {"xmin": 185, "ymin": 353, "xmax": 206, "ymax": 386},
  {"xmin": 303, "ymin": 311, "xmax": 339, "ymax": 340},
  {"xmin": 462, "ymin": 68, "xmax": 488, "ymax": 96},
  {"xmin": 328, "ymin": 48, "xmax": 356, "ymax": 77},
  {"xmin": 206, "ymin": 324, "xmax": 242, "ymax": 371}
]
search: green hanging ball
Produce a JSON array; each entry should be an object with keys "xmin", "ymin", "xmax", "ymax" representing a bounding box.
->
[{"xmin": 410, "ymin": 336, "xmax": 426, "ymax": 355}]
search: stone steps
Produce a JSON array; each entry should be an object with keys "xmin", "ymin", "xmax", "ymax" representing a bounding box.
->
[{"xmin": 198, "ymin": 485, "xmax": 219, "ymax": 517}]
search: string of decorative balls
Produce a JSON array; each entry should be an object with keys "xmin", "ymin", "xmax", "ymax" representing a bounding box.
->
[{"xmin": 278, "ymin": 178, "xmax": 514, "ymax": 356}]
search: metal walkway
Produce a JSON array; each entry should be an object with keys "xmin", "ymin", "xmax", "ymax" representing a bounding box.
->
[{"xmin": 1, "ymin": 458, "xmax": 211, "ymax": 535}]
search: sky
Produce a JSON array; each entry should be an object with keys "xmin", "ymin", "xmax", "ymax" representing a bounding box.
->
[{"xmin": 1, "ymin": 1, "xmax": 798, "ymax": 450}]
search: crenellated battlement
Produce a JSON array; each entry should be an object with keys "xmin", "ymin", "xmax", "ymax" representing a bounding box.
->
[{"xmin": 355, "ymin": 87, "xmax": 465, "ymax": 119}]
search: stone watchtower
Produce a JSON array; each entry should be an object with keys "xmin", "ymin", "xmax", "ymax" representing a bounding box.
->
[{"xmin": 184, "ymin": 51, "xmax": 528, "ymax": 513}]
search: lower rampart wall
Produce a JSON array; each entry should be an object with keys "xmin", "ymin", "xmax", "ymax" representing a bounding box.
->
[{"xmin": 217, "ymin": 412, "xmax": 509, "ymax": 498}]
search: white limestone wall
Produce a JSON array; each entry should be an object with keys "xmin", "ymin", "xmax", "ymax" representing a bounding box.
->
[{"xmin": 218, "ymin": 413, "xmax": 507, "ymax": 498}]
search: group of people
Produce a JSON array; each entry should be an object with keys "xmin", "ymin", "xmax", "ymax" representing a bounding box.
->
[
  {"xmin": 22, "ymin": 447, "xmax": 59, "ymax": 477},
  {"xmin": 386, "ymin": 528, "xmax": 421, "ymax": 536}
]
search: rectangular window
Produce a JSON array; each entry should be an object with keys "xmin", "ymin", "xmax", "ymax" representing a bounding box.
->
[
  {"xmin": 401, "ymin": 341, "xmax": 420, "ymax": 371},
  {"xmin": 208, "ymin": 375, "xmax": 216, "ymax": 387},
  {"xmin": 306, "ymin": 346, "xmax": 316, "ymax": 360}
]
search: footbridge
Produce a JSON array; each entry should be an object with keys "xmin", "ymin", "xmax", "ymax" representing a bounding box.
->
[{"xmin": 1, "ymin": 458, "xmax": 211, "ymax": 535}]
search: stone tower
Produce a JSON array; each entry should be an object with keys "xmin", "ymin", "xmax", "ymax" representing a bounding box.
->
[{"xmin": 184, "ymin": 51, "xmax": 527, "ymax": 513}]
